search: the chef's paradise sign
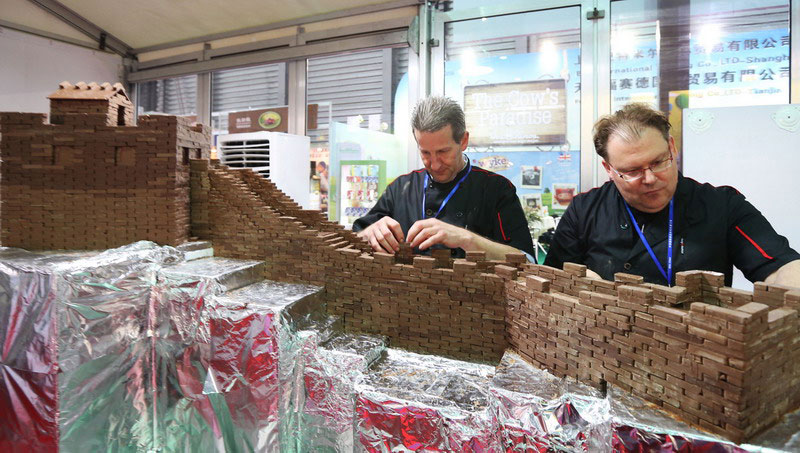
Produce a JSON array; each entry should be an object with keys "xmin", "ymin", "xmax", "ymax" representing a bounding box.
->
[{"xmin": 464, "ymin": 79, "xmax": 567, "ymax": 147}]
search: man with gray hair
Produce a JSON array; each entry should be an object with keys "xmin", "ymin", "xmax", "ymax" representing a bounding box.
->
[
  {"xmin": 353, "ymin": 96, "xmax": 535, "ymax": 261},
  {"xmin": 544, "ymin": 103, "xmax": 799, "ymax": 287}
]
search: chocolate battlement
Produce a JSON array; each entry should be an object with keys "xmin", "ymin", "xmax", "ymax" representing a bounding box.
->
[
  {"xmin": 0, "ymin": 82, "xmax": 211, "ymax": 249},
  {"xmin": 505, "ymin": 263, "xmax": 800, "ymax": 442},
  {"xmin": 193, "ymin": 160, "xmax": 533, "ymax": 361},
  {"xmin": 48, "ymin": 81, "xmax": 134, "ymax": 127}
]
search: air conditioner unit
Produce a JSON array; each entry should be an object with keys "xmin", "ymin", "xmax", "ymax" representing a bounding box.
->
[{"xmin": 217, "ymin": 131, "xmax": 311, "ymax": 209}]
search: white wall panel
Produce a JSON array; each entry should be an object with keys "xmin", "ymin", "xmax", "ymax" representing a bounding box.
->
[{"xmin": 0, "ymin": 27, "xmax": 121, "ymax": 114}]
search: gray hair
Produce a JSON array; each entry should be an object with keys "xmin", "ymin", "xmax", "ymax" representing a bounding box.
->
[{"xmin": 411, "ymin": 96, "xmax": 466, "ymax": 143}]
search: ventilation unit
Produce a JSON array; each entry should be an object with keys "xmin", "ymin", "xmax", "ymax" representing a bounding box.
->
[{"xmin": 217, "ymin": 131, "xmax": 311, "ymax": 209}]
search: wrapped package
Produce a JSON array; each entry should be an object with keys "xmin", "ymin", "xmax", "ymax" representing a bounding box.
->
[
  {"xmin": 300, "ymin": 333, "xmax": 386, "ymax": 451},
  {"xmin": 192, "ymin": 279, "xmax": 323, "ymax": 451},
  {"xmin": 0, "ymin": 242, "xmax": 181, "ymax": 452},
  {"xmin": 355, "ymin": 349, "xmax": 503, "ymax": 451}
]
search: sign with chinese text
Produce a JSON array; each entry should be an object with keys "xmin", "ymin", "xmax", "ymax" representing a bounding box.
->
[{"xmin": 611, "ymin": 28, "xmax": 789, "ymax": 110}]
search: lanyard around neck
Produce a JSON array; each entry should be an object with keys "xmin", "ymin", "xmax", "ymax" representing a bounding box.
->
[
  {"xmin": 624, "ymin": 198, "xmax": 674, "ymax": 286},
  {"xmin": 422, "ymin": 158, "xmax": 471, "ymax": 219}
]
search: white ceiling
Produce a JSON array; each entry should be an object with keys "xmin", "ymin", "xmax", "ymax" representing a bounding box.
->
[
  {"xmin": 1, "ymin": 0, "xmax": 93, "ymax": 45},
  {"xmin": 1, "ymin": 0, "xmax": 408, "ymax": 52}
]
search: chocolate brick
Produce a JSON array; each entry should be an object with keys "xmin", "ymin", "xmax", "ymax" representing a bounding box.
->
[
  {"xmin": 563, "ymin": 262, "xmax": 587, "ymax": 277},
  {"xmin": 614, "ymin": 272, "xmax": 645, "ymax": 284}
]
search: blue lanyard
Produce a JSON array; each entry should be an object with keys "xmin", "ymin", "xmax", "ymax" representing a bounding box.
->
[
  {"xmin": 422, "ymin": 158, "xmax": 471, "ymax": 219},
  {"xmin": 624, "ymin": 198, "xmax": 674, "ymax": 286}
]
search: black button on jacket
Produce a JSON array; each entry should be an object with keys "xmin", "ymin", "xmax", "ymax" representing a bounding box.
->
[
  {"xmin": 544, "ymin": 173, "xmax": 799, "ymax": 286},
  {"xmin": 353, "ymin": 158, "xmax": 535, "ymax": 259}
]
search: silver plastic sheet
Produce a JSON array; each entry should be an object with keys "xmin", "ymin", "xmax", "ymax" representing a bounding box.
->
[
  {"xmin": 607, "ymin": 384, "xmax": 748, "ymax": 452},
  {"xmin": 300, "ymin": 333, "xmax": 387, "ymax": 452},
  {"xmin": 2, "ymin": 242, "xmax": 330, "ymax": 452},
  {"xmin": 0, "ymin": 241, "xmax": 182, "ymax": 452},
  {"xmin": 200, "ymin": 280, "xmax": 323, "ymax": 452},
  {"xmin": 314, "ymin": 344, "xmax": 799, "ymax": 452},
  {"xmin": 750, "ymin": 408, "xmax": 800, "ymax": 452},
  {"xmin": 160, "ymin": 257, "xmax": 265, "ymax": 294},
  {"xmin": 0, "ymin": 254, "xmax": 61, "ymax": 450},
  {"xmin": 3, "ymin": 241, "xmax": 800, "ymax": 452},
  {"xmin": 57, "ymin": 242, "xmax": 181, "ymax": 451},
  {"xmin": 490, "ymin": 352, "xmax": 612, "ymax": 452},
  {"xmin": 155, "ymin": 258, "xmax": 287, "ymax": 451},
  {"xmin": 153, "ymin": 257, "xmax": 224, "ymax": 452},
  {"xmin": 354, "ymin": 348, "xmax": 609, "ymax": 452},
  {"xmin": 356, "ymin": 349, "xmax": 502, "ymax": 451}
]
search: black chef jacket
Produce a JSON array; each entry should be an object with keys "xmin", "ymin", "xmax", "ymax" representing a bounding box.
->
[
  {"xmin": 544, "ymin": 173, "xmax": 799, "ymax": 286},
  {"xmin": 352, "ymin": 157, "xmax": 535, "ymax": 259}
]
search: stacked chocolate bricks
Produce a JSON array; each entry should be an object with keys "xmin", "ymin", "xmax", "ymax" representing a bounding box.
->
[
  {"xmin": 191, "ymin": 159, "xmax": 800, "ymax": 443},
  {"xmin": 192, "ymin": 161, "xmax": 529, "ymax": 363},
  {"xmin": 3, "ymin": 82, "xmax": 794, "ymax": 442},
  {"xmin": 0, "ymin": 82, "xmax": 210, "ymax": 249},
  {"xmin": 505, "ymin": 262, "xmax": 800, "ymax": 443}
]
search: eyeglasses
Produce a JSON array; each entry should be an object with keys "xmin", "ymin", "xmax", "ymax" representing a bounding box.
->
[{"xmin": 609, "ymin": 153, "xmax": 673, "ymax": 182}]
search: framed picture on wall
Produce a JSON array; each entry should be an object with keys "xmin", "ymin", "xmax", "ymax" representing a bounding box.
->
[
  {"xmin": 521, "ymin": 166, "xmax": 543, "ymax": 189},
  {"xmin": 522, "ymin": 193, "xmax": 542, "ymax": 210},
  {"xmin": 552, "ymin": 183, "xmax": 577, "ymax": 209}
]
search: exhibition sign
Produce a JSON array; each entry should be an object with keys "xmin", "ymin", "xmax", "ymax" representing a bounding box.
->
[
  {"xmin": 228, "ymin": 104, "xmax": 319, "ymax": 133},
  {"xmin": 464, "ymin": 79, "xmax": 567, "ymax": 147},
  {"xmin": 611, "ymin": 28, "xmax": 789, "ymax": 110},
  {"xmin": 445, "ymin": 49, "xmax": 581, "ymax": 211}
]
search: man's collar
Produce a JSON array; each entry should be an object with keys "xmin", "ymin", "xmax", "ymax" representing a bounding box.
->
[
  {"xmin": 428, "ymin": 154, "xmax": 470, "ymax": 186},
  {"xmin": 618, "ymin": 172, "xmax": 704, "ymax": 226}
]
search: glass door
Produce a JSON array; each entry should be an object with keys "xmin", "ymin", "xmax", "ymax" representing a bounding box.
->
[{"xmin": 431, "ymin": 3, "xmax": 585, "ymax": 219}]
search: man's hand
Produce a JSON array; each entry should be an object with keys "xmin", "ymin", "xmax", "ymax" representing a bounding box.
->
[
  {"xmin": 586, "ymin": 269, "xmax": 603, "ymax": 280},
  {"xmin": 406, "ymin": 218, "xmax": 474, "ymax": 251},
  {"xmin": 357, "ymin": 216, "xmax": 405, "ymax": 254},
  {"xmin": 765, "ymin": 259, "xmax": 800, "ymax": 289}
]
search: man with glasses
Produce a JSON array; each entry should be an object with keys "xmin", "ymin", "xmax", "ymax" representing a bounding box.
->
[{"xmin": 544, "ymin": 103, "xmax": 799, "ymax": 287}]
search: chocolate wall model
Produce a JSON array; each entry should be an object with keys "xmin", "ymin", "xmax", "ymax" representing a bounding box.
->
[
  {"xmin": 0, "ymin": 81, "xmax": 210, "ymax": 250},
  {"xmin": 191, "ymin": 159, "xmax": 800, "ymax": 444},
  {"xmin": 2, "ymin": 84, "xmax": 798, "ymax": 444}
]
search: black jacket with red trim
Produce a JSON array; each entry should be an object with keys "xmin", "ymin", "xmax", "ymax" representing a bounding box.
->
[
  {"xmin": 544, "ymin": 172, "xmax": 799, "ymax": 285},
  {"xmin": 352, "ymin": 157, "xmax": 535, "ymax": 259}
]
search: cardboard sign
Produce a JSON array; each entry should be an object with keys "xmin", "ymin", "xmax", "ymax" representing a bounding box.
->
[
  {"xmin": 228, "ymin": 104, "xmax": 319, "ymax": 133},
  {"xmin": 464, "ymin": 80, "xmax": 567, "ymax": 146}
]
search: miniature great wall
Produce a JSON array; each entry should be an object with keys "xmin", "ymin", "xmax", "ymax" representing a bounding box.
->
[
  {"xmin": 2, "ymin": 83, "xmax": 799, "ymax": 444},
  {"xmin": 0, "ymin": 81, "xmax": 208, "ymax": 250}
]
